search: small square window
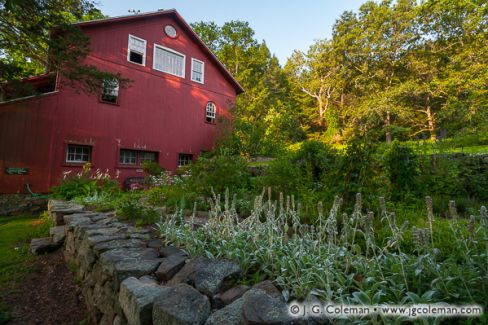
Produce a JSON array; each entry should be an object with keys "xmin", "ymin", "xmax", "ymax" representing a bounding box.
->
[
  {"xmin": 101, "ymin": 78, "xmax": 119, "ymax": 104},
  {"xmin": 66, "ymin": 145, "xmax": 91, "ymax": 163},
  {"xmin": 178, "ymin": 154, "xmax": 193, "ymax": 167},
  {"xmin": 120, "ymin": 149, "xmax": 137, "ymax": 165}
]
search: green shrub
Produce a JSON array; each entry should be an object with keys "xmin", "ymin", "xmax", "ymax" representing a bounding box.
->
[
  {"xmin": 189, "ymin": 154, "xmax": 251, "ymax": 195},
  {"xmin": 258, "ymin": 155, "xmax": 302, "ymax": 196},
  {"xmin": 325, "ymin": 137, "xmax": 385, "ymax": 207},
  {"xmin": 52, "ymin": 163, "xmax": 120, "ymax": 200},
  {"xmin": 142, "ymin": 161, "xmax": 163, "ymax": 176},
  {"xmin": 259, "ymin": 140, "xmax": 338, "ymax": 198},
  {"xmin": 383, "ymin": 141, "xmax": 420, "ymax": 201},
  {"xmin": 115, "ymin": 192, "xmax": 160, "ymax": 225}
]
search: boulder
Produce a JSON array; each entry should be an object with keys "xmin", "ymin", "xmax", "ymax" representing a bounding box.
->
[
  {"xmin": 155, "ymin": 254, "xmax": 187, "ymax": 282},
  {"xmin": 93, "ymin": 238, "xmax": 146, "ymax": 255},
  {"xmin": 191, "ymin": 259, "xmax": 241, "ymax": 296},
  {"xmin": 119, "ymin": 277, "xmax": 170, "ymax": 325},
  {"xmin": 139, "ymin": 275, "xmax": 159, "ymax": 286},
  {"xmin": 29, "ymin": 237, "xmax": 60, "ymax": 254},
  {"xmin": 146, "ymin": 239, "xmax": 165, "ymax": 249},
  {"xmin": 48, "ymin": 199, "xmax": 85, "ymax": 225},
  {"xmin": 100, "ymin": 248, "xmax": 162, "ymax": 286},
  {"xmin": 152, "ymin": 283, "xmax": 210, "ymax": 325},
  {"xmin": 241, "ymin": 289, "xmax": 294, "ymax": 325},
  {"xmin": 213, "ymin": 284, "xmax": 249, "ymax": 308},
  {"xmin": 169, "ymin": 257, "xmax": 241, "ymax": 296},
  {"xmin": 168, "ymin": 256, "xmax": 209, "ymax": 285},
  {"xmin": 252, "ymin": 280, "xmax": 282, "ymax": 299},
  {"xmin": 159, "ymin": 246, "xmax": 187, "ymax": 258},
  {"xmin": 63, "ymin": 214, "xmax": 95, "ymax": 231},
  {"xmin": 50, "ymin": 225, "xmax": 66, "ymax": 245},
  {"xmin": 205, "ymin": 295, "xmax": 245, "ymax": 325}
]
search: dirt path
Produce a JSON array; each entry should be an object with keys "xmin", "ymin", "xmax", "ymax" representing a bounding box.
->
[{"xmin": 5, "ymin": 249, "xmax": 87, "ymax": 325}]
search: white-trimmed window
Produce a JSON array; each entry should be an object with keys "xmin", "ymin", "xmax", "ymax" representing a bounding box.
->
[
  {"xmin": 66, "ymin": 145, "xmax": 91, "ymax": 163},
  {"xmin": 191, "ymin": 58, "xmax": 204, "ymax": 83},
  {"xmin": 127, "ymin": 34, "xmax": 146, "ymax": 65},
  {"xmin": 119, "ymin": 150, "xmax": 158, "ymax": 165},
  {"xmin": 119, "ymin": 149, "xmax": 137, "ymax": 165},
  {"xmin": 101, "ymin": 78, "xmax": 119, "ymax": 104},
  {"xmin": 205, "ymin": 101, "xmax": 216, "ymax": 123},
  {"xmin": 153, "ymin": 45, "xmax": 185, "ymax": 78},
  {"xmin": 140, "ymin": 151, "xmax": 157, "ymax": 163},
  {"xmin": 178, "ymin": 154, "xmax": 193, "ymax": 167}
]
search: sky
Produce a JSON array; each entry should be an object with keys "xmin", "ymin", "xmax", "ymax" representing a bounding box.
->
[{"xmin": 97, "ymin": 0, "xmax": 366, "ymax": 65}]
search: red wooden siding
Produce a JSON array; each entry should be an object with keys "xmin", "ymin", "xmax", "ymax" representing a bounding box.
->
[{"xmin": 0, "ymin": 11, "xmax": 241, "ymax": 193}]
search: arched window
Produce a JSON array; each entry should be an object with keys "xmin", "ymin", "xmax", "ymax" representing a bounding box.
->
[{"xmin": 205, "ymin": 102, "xmax": 216, "ymax": 123}]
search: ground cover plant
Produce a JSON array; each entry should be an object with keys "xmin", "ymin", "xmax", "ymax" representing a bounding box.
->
[
  {"xmin": 0, "ymin": 213, "xmax": 50, "ymax": 323},
  {"xmin": 52, "ymin": 137, "xmax": 487, "ymax": 324},
  {"xmin": 156, "ymin": 190, "xmax": 488, "ymax": 323}
]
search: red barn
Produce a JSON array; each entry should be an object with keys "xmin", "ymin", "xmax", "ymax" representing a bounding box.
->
[{"xmin": 0, "ymin": 10, "xmax": 243, "ymax": 194}]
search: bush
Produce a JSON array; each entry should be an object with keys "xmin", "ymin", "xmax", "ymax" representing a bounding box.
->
[
  {"xmin": 325, "ymin": 137, "xmax": 384, "ymax": 207},
  {"xmin": 260, "ymin": 140, "xmax": 338, "ymax": 197},
  {"xmin": 52, "ymin": 163, "xmax": 120, "ymax": 200},
  {"xmin": 115, "ymin": 192, "xmax": 160, "ymax": 225},
  {"xmin": 383, "ymin": 141, "xmax": 420, "ymax": 201},
  {"xmin": 189, "ymin": 154, "xmax": 251, "ymax": 195},
  {"xmin": 142, "ymin": 161, "xmax": 163, "ymax": 176}
]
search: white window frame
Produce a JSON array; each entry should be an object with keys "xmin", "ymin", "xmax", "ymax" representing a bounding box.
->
[
  {"xmin": 119, "ymin": 149, "xmax": 137, "ymax": 165},
  {"xmin": 191, "ymin": 58, "xmax": 205, "ymax": 84},
  {"xmin": 205, "ymin": 101, "xmax": 216, "ymax": 123},
  {"xmin": 127, "ymin": 34, "xmax": 147, "ymax": 66},
  {"xmin": 153, "ymin": 44, "xmax": 186, "ymax": 78},
  {"xmin": 178, "ymin": 154, "xmax": 193, "ymax": 167},
  {"xmin": 66, "ymin": 145, "xmax": 91, "ymax": 163}
]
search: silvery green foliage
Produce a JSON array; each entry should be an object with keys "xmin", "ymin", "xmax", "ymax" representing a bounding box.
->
[{"xmin": 155, "ymin": 192, "xmax": 488, "ymax": 321}]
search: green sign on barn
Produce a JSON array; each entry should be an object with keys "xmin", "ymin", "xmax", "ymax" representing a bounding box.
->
[{"xmin": 5, "ymin": 167, "xmax": 29, "ymax": 175}]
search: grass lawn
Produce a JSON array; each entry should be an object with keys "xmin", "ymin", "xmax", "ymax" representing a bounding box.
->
[{"xmin": 0, "ymin": 213, "xmax": 50, "ymax": 323}]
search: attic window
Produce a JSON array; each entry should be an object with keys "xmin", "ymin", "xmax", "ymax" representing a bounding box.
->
[
  {"xmin": 127, "ymin": 34, "xmax": 146, "ymax": 65},
  {"xmin": 153, "ymin": 45, "xmax": 185, "ymax": 78},
  {"xmin": 191, "ymin": 59, "xmax": 204, "ymax": 84},
  {"xmin": 164, "ymin": 25, "xmax": 177, "ymax": 38}
]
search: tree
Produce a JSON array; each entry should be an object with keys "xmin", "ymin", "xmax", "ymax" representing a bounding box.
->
[
  {"xmin": 285, "ymin": 40, "xmax": 339, "ymax": 130},
  {"xmin": 0, "ymin": 0, "xmax": 127, "ymax": 98},
  {"xmin": 192, "ymin": 20, "xmax": 302, "ymax": 156}
]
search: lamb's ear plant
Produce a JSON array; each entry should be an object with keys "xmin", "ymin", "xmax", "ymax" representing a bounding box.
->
[{"xmin": 155, "ymin": 191, "xmax": 487, "ymax": 323}]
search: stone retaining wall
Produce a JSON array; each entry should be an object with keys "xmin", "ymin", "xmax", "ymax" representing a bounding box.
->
[
  {"xmin": 0, "ymin": 194, "xmax": 48, "ymax": 216},
  {"xmin": 47, "ymin": 200, "xmax": 306, "ymax": 325}
]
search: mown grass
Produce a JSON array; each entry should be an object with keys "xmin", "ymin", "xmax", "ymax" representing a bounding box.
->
[{"xmin": 0, "ymin": 213, "xmax": 50, "ymax": 323}]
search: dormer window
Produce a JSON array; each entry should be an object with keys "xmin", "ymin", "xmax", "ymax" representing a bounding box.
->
[
  {"xmin": 191, "ymin": 59, "xmax": 204, "ymax": 84},
  {"xmin": 127, "ymin": 34, "xmax": 146, "ymax": 65}
]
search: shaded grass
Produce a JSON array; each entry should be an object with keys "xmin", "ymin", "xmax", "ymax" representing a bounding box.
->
[{"xmin": 0, "ymin": 213, "xmax": 50, "ymax": 323}]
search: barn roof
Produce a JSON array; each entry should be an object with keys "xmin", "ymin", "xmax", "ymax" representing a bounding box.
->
[{"xmin": 73, "ymin": 9, "xmax": 244, "ymax": 94}]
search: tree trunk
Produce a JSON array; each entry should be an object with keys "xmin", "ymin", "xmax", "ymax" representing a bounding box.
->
[
  {"xmin": 318, "ymin": 98, "xmax": 325, "ymax": 127},
  {"xmin": 385, "ymin": 110, "xmax": 392, "ymax": 144},
  {"xmin": 426, "ymin": 105, "xmax": 436, "ymax": 141}
]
